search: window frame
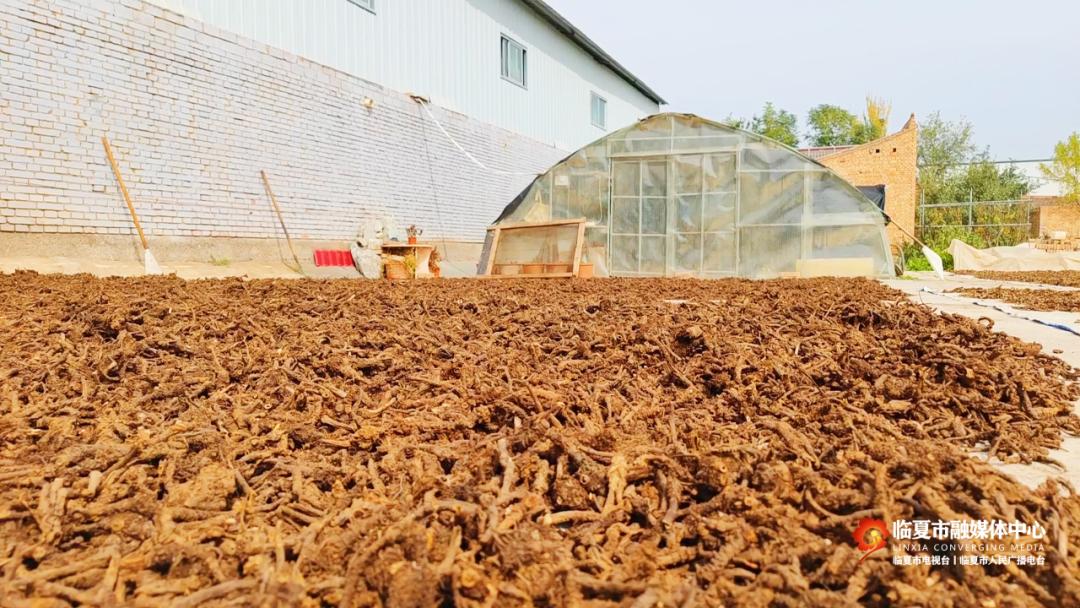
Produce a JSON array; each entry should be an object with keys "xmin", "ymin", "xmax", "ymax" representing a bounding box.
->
[
  {"xmin": 347, "ymin": 0, "xmax": 375, "ymax": 14},
  {"xmin": 500, "ymin": 35, "xmax": 527, "ymax": 89},
  {"xmin": 590, "ymin": 92, "xmax": 607, "ymax": 129}
]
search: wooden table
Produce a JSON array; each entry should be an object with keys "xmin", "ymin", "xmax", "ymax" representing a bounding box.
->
[{"xmin": 381, "ymin": 242, "xmax": 436, "ymax": 278}]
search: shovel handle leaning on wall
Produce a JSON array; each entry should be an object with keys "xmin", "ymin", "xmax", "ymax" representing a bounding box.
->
[
  {"xmin": 102, "ymin": 135, "xmax": 162, "ymax": 275},
  {"xmin": 260, "ymin": 170, "xmax": 304, "ymax": 274}
]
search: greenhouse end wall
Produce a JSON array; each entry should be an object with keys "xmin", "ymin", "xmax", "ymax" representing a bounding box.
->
[{"xmin": 486, "ymin": 113, "xmax": 895, "ymax": 279}]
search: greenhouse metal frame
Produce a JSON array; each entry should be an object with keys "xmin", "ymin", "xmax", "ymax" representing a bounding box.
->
[{"xmin": 484, "ymin": 113, "xmax": 895, "ymax": 279}]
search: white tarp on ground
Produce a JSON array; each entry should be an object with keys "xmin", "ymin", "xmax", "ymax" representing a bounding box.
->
[{"xmin": 949, "ymin": 239, "xmax": 1080, "ymax": 271}]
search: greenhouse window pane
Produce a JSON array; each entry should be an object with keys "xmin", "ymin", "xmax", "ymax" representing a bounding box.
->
[
  {"xmin": 552, "ymin": 172, "xmax": 570, "ymax": 218},
  {"xmin": 676, "ymin": 195, "xmax": 702, "ymax": 233},
  {"xmin": 614, "ymin": 163, "xmax": 640, "ymax": 196},
  {"xmin": 738, "ymin": 226, "xmax": 801, "ymax": 278},
  {"xmin": 674, "ymin": 155, "xmax": 702, "ymax": 194},
  {"xmin": 810, "ymin": 173, "xmax": 879, "ymax": 217},
  {"xmin": 702, "ymin": 193, "xmax": 736, "ymax": 231},
  {"xmin": 640, "ymin": 236, "xmax": 666, "ymax": 274},
  {"xmin": 612, "ymin": 197, "xmax": 639, "ymax": 234},
  {"xmin": 674, "ymin": 233, "xmax": 701, "ymax": 272},
  {"xmin": 585, "ymin": 226, "xmax": 607, "ymax": 248},
  {"xmin": 611, "ymin": 235, "xmax": 638, "ymax": 272},
  {"xmin": 573, "ymin": 175, "xmax": 604, "ymax": 222},
  {"xmin": 642, "ymin": 197, "xmax": 666, "ymax": 234},
  {"xmin": 610, "ymin": 138, "xmax": 670, "ymax": 156},
  {"xmin": 741, "ymin": 145, "xmax": 810, "ymax": 171},
  {"xmin": 703, "ymin": 232, "xmax": 736, "ymax": 272},
  {"xmin": 810, "ymin": 225, "xmax": 886, "ymax": 261},
  {"xmin": 739, "ymin": 171, "xmax": 804, "ymax": 225},
  {"xmin": 643, "ymin": 161, "xmax": 667, "ymax": 196},
  {"xmin": 671, "ymin": 135, "xmax": 742, "ymax": 153},
  {"xmin": 703, "ymin": 153, "xmax": 736, "ymax": 192}
]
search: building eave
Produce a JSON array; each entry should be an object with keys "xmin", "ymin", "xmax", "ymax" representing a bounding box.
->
[{"xmin": 517, "ymin": 0, "xmax": 666, "ymax": 106}]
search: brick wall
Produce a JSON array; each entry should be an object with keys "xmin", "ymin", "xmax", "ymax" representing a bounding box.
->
[
  {"xmin": 1035, "ymin": 204, "xmax": 1080, "ymax": 238},
  {"xmin": 817, "ymin": 119, "xmax": 919, "ymax": 248},
  {"xmin": 0, "ymin": 0, "xmax": 564, "ymax": 242}
]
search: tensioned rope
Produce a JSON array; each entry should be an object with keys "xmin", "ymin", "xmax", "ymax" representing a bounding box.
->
[{"xmin": 412, "ymin": 97, "xmax": 541, "ymax": 177}]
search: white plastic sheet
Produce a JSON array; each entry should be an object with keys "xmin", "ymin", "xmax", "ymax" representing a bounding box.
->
[{"xmin": 949, "ymin": 240, "xmax": 1080, "ymax": 271}]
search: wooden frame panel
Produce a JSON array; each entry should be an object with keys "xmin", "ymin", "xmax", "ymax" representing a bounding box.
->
[{"xmin": 481, "ymin": 218, "xmax": 587, "ymax": 278}]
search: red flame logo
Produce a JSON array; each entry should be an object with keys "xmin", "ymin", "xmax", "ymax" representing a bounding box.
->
[{"xmin": 853, "ymin": 518, "xmax": 890, "ymax": 562}]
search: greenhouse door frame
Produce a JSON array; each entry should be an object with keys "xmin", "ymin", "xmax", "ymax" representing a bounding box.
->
[{"xmin": 608, "ymin": 153, "xmax": 740, "ymax": 278}]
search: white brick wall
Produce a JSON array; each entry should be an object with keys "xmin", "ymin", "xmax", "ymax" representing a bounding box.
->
[{"xmin": 0, "ymin": 0, "xmax": 565, "ymax": 241}]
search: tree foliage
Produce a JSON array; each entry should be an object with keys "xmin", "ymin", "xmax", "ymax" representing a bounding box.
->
[
  {"xmin": 918, "ymin": 112, "xmax": 976, "ymax": 204},
  {"xmin": 1041, "ymin": 132, "xmax": 1080, "ymax": 204},
  {"xmin": 723, "ymin": 103, "xmax": 798, "ymax": 146},
  {"xmin": 750, "ymin": 103, "xmax": 799, "ymax": 147},
  {"xmin": 917, "ymin": 112, "xmax": 1031, "ymax": 205},
  {"xmin": 722, "ymin": 115, "xmax": 748, "ymax": 131},
  {"xmin": 862, "ymin": 96, "xmax": 891, "ymax": 142},
  {"xmin": 805, "ymin": 97, "xmax": 892, "ymax": 147},
  {"xmin": 806, "ymin": 104, "xmax": 862, "ymax": 147}
]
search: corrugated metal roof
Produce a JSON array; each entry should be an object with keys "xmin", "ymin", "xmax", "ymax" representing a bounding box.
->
[{"xmin": 517, "ymin": 0, "xmax": 666, "ymax": 105}]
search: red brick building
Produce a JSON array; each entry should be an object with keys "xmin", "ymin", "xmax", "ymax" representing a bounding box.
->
[{"xmin": 800, "ymin": 114, "xmax": 919, "ymax": 249}]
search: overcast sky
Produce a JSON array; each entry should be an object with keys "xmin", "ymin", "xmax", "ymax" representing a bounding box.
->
[{"xmin": 545, "ymin": 0, "xmax": 1079, "ymax": 160}]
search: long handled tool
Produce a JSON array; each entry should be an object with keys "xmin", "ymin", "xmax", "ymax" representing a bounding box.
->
[
  {"xmin": 260, "ymin": 170, "xmax": 304, "ymax": 274},
  {"xmin": 102, "ymin": 136, "xmax": 162, "ymax": 275},
  {"xmin": 882, "ymin": 212, "xmax": 944, "ymax": 279}
]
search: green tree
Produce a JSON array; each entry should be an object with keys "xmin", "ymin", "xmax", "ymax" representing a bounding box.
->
[
  {"xmin": 917, "ymin": 112, "xmax": 977, "ymax": 204},
  {"xmin": 939, "ymin": 160, "xmax": 1031, "ymax": 203},
  {"xmin": 806, "ymin": 97, "xmax": 893, "ymax": 147},
  {"xmin": 1041, "ymin": 132, "xmax": 1080, "ymax": 204},
  {"xmin": 806, "ymin": 104, "xmax": 862, "ymax": 147},
  {"xmin": 722, "ymin": 115, "xmax": 748, "ymax": 130},
  {"xmin": 749, "ymin": 102, "xmax": 798, "ymax": 147}
]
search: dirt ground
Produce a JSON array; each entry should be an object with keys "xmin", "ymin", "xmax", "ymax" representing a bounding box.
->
[
  {"xmin": 949, "ymin": 287, "xmax": 1080, "ymax": 313},
  {"xmin": 2, "ymin": 273, "xmax": 1080, "ymax": 607}
]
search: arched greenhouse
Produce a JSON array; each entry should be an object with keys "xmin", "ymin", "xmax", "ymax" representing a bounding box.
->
[{"xmin": 481, "ymin": 113, "xmax": 895, "ymax": 279}]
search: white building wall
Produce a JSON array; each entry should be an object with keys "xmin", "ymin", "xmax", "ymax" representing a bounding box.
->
[
  {"xmin": 0, "ymin": 0, "xmax": 566, "ymax": 242},
  {"xmin": 157, "ymin": 0, "xmax": 660, "ymax": 150}
]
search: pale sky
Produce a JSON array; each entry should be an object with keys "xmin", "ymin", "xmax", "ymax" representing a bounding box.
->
[{"xmin": 546, "ymin": 0, "xmax": 1080, "ymax": 161}]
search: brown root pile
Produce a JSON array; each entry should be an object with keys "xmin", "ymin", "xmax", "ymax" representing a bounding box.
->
[
  {"xmin": 950, "ymin": 287, "xmax": 1080, "ymax": 313},
  {"xmin": 959, "ymin": 271, "xmax": 1080, "ymax": 288},
  {"xmin": 1, "ymin": 272, "xmax": 1079, "ymax": 607}
]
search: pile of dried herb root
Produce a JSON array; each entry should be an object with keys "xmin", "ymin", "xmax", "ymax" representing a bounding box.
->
[
  {"xmin": 950, "ymin": 287, "xmax": 1080, "ymax": 313},
  {"xmin": 1, "ymin": 272, "xmax": 1079, "ymax": 607},
  {"xmin": 958, "ymin": 270, "xmax": 1080, "ymax": 289}
]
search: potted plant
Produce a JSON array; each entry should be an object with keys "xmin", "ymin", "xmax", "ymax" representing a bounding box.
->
[{"xmin": 406, "ymin": 225, "xmax": 423, "ymax": 245}]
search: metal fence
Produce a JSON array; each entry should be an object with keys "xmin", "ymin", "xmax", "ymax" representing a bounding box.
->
[{"xmin": 917, "ymin": 199, "xmax": 1035, "ymax": 247}]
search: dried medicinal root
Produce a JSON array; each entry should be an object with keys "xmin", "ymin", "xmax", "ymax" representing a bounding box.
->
[
  {"xmin": 950, "ymin": 286, "xmax": 1080, "ymax": 312},
  {"xmin": 0, "ymin": 272, "xmax": 1078, "ymax": 606},
  {"xmin": 959, "ymin": 270, "xmax": 1080, "ymax": 288}
]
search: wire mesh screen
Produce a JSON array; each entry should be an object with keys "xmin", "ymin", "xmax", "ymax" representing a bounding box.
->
[{"xmin": 490, "ymin": 223, "xmax": 581, "ymax": 276}]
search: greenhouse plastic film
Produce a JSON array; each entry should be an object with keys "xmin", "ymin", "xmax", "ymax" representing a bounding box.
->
[{"xmin": 488, "ymin": 113, "xmax": 895, "ymax": 279}]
